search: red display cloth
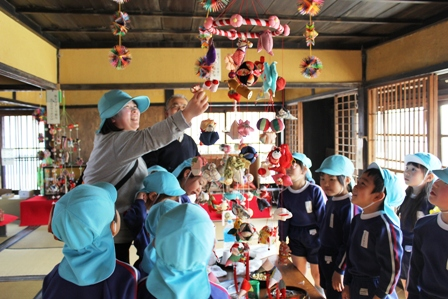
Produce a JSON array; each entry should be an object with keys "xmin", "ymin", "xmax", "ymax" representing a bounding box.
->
[
  {"xmin": 0, "ymin": 214, "xmax": 18, "ymax": 226},
  {"xmin": 200, "ymin": 193, "xmax": 271, "ymax": 221},
  {"xmin": 20, "ymin": 196, "xmax": 57, "ymax": 226}
]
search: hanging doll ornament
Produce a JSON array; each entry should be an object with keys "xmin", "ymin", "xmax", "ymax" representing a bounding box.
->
[
  {"xmin": 300, "ymin": 55, "xmax": 323, "ymax": 79},
  {"xmin": 258, "ymin": 225, "xmax": 277, "ymax": 249},
  {"xmin": 225, "ymin": 38, "xmax": 253, "ymax": 71},
  {"xmin": 304, "ymin": 22, "xmax": 319, "ymax": 47},
  {"xmin": 33, "ymin": 107, "xmax": 46, "ymax": 122},
  {"xmin": 237, "ymin": 222, "xmax": 256, "ymax": 241},
  {"xmin": 277, "ymin": 107, "xmax": 298, "ymax": 120},
  {"xmin": 260, "ymin": 131, "xmax": 277, "ymax": 144},
  {"xmin": 198, "ymin": 26, "xmax": 213, "ymax": 49},
  {"xmin": 262, "ymin": 61, "xmax": 279, "ymax": 97},
  {"xmin": 195, "ymin": 38, "xmax": 216, "ymax": 79},
  {"xmin": 203, "ymin": 163, "xmax": 221, "ymax": 182},
  {"xmin": 111, "ymin": 11, "xmax": 130, "ymax": 36},
  {"xmin": 298, "ymin": 0, "xmax": 325, "ymax": 16},
  {"xmin": 237, "ymin": 120, "xmax": 254, "ymax": 137},
  {"xmin": 199, "ymin": 119, "xmax": 219, "ymax": 145},
  {"xmin": 109, "ymin": 45, "xmax": 132, "ymax": 70},
  {"xmin": 227, "ymin": 79, "xmax": 252, "ymax": 100}
]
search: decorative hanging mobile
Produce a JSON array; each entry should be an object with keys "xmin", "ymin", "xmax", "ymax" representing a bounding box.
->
[
  {"xmin": 203, "ymin": 14, "xmax": 290, "ymax": 54},
  {"xmin": 298, "ymin": 0, "xmax": 324, "ymax": 78},
  {"xmin": 109, "ymin": 0, "xmax": 132, "ymax": 69}
]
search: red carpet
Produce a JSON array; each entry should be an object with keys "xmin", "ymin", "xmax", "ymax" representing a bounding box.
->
[
  {"xmin": 20, "ymin": 196, "xmax": 57, "ymax": 226},
  {"xmin": 200, "ymin": 193, "xmax": 271, "ymax": 221}
]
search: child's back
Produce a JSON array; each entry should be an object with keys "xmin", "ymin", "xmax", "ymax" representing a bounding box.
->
[{"xmin": 407, "ymin": 168, "xmax": 448, "ymax": 299}]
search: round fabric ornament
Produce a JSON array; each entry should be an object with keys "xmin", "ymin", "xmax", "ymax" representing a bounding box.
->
[
  {"xmin": 270, "ymin": 118, "xmax": 284, "ymax": 133},
  {"xmin": 240, "ymin": 146, "xmax": 258, "ymax": 164},
  {"xmin": 110, "ymin": 11, "xmax": 130, "ymax": 36},
  {"xmin": 300, "ymin": 55, "xmax": 323, "ymax": 79},
  {"xmin": 200, "ymin": 0, "xmax": 229, "ymax": 13},
  {"xmin": 109, "ymin": 45, "xmax": 132, "ymax": 70},
  {"xmin": 298, "ymin": 0, "xmax": 325, "ymax": 16},
  {"xmin": 256, "ymin": 118, "xmax": 271, "ymax": 132}
]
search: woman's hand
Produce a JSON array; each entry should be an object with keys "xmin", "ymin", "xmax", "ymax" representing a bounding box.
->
[
  {"xmin": 182, "ymin": 90, "xmax": 209, "ymax": 123},
  {"xmin": 332, "ymin": 271, "xmax": 344, "ymax": 292}
]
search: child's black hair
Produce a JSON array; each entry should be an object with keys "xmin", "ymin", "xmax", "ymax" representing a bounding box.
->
[
  {"xmin": 176, "ymin": 167, "xmax": 193, "ymax": 181},
  {"xmin": 319, "ymin": 173, "xmax": 353, "ymax": 193},
  {"xmin": 339, "ymin": 175, "xmax": 353, "ymax": 193},
  {"xmin": 363, "ymin": 168, "xmax": 385, "ymax": 193},
  {"xmin": 293, "ymin": 158, "xmax": 304, "ymax": 168},
  {"xmin": 100, "ymin": 118, "xmax": 123, "ymax": 134},
  {"xmin": 399, "ymin": 162, "xmax": 431, "ymax": 229}
]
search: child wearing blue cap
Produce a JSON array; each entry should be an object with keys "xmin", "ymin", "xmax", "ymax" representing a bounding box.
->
[
  {"xmin": 278, "ymin": 152, "xmax": 326, "ymax": 289},
  {"xmin": 139, "ymin": 200, "xmax": 180, "ymax": 277},
  {"xmin": 396, "ymin": 152, "xmax": 441, "ymax": 295},
  {"xmin": 43, "ymin": 182, "xmax": 139, "ymax": 299},
  {"xmin": 123, "ymin": 167, "xmax": 185, "ymax": 271},
  {"xmin": 172, "ymin": 157, "xmax": 208, "ymax": 203},
  {"xmin": 316, "ymin": 155, "xmax": 361, "ymax": 299},
  {"xmin": 137, "ymin": 204, "xmax": 230, "ymax": 299},
  {"xmin": 342, "ymin": 163, "xmax": 404, "ymax": 299},
  {"xmin": 407, "ymin": 167, "xmax": 448, "ymax": 299}
]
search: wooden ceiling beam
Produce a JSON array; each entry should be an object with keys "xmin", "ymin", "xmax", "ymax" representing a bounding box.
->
[
  {"xmin": 42, "ymin": 28, "xmax": 386, "ymax": 39},
  {"xmin": 16, "ymin": 8, "xmax": 422, "ymax": 26}
]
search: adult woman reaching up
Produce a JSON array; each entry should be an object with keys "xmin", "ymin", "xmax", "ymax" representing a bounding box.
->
[{"xmin": 83, "ymin": 89, "xmax": 208, "ymax": 263}]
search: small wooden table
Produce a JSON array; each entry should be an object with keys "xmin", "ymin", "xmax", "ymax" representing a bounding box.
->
[{"xmin": 0, "ymin": 214, "xmax": 19, "ymax": 237}]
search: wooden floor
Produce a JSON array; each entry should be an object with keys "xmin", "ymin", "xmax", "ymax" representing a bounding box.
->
[{"xmin": 0, "ymin": 219, "xmax": 406, "ymax": 299}]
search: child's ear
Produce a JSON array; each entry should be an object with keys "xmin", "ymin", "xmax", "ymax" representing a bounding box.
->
[
  {"xmin": 148, "ymin": 192, "xmax": 158, "ymax": 202},
  {"xmin": 426, "ymin": 172, "xmax": 436, "ymax": 183},
  {"xmin": 373, "ymin": 191, "xmax": 386, "ymax": 203},
  {"xmin": 183, "ymin": 169, "xmax": 191, "ymax": 178},
  {"xmin": 345, "ymin": 176, "xmax": 351, "ymax": 186},
  {"xmin": 110, "ymin": 210, "xmax": 121, "ymax": 237}
]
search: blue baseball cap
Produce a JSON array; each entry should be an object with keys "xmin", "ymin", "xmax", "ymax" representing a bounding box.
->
[
  {"xmin": 147, "ymin": 165, "xmax": 168, "ymax": 174},
  {"xmin": 97, "ymin": 90, "xmax": 150, "ymax": 133},
  {"xmin": 316, "ymin": 155, "xmax": 355, "ymax": 177},
  {"xmin": 141, "ymin": 171, "xmax": 185, "ymax": 196},
  {"xmin": 172, "ymin": 158, "xmax": 193, "ymax": 178},
  {"xmin": 433, "ymin": 168, "xmax": 448, "ymax": 184},
  {"xmin": 292, "ymin": 153, "xmax": 313, "ymax": 182},
  {"xmin": 292, "ymin": 153, "xmax": 312, "ymax": 168},
  {"xmin": 367, "ymin": 162, "xmax": 405, "ymax": 227},
  {"xmin": 404, "ymin": 152, "xmax": 442, "ymax": 171},
  {"xmin": 52, "ymin": 182, "xmax": 117, "ymax": 249},
  {"xmin": 51, "ymin": 182, "xmax": 118, "ymax": 286}
]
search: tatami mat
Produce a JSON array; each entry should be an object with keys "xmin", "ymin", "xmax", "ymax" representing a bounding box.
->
[
  {"xmin": 0, "ymin": 280, "xmax": 43, "ymax": 299},
  {"xmin": 9, "ymin": 226, "xmax": 63, "ymax": 249},
  {"xmin": 0, "ymin": 221, "xmax": 23, "ymax": 243},
  {"xmin": 0, "ymin": 248, "xmax": 63, "ymax": 277}
]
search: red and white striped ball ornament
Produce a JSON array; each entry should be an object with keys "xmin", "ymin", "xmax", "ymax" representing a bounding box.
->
[
  {"xmin": 270, "ymin": 118, "xmax": 285, "ymax": 132},
  {"xmin": 257, "ymin": 118, "xmax": 271, "ymax": 132}
]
